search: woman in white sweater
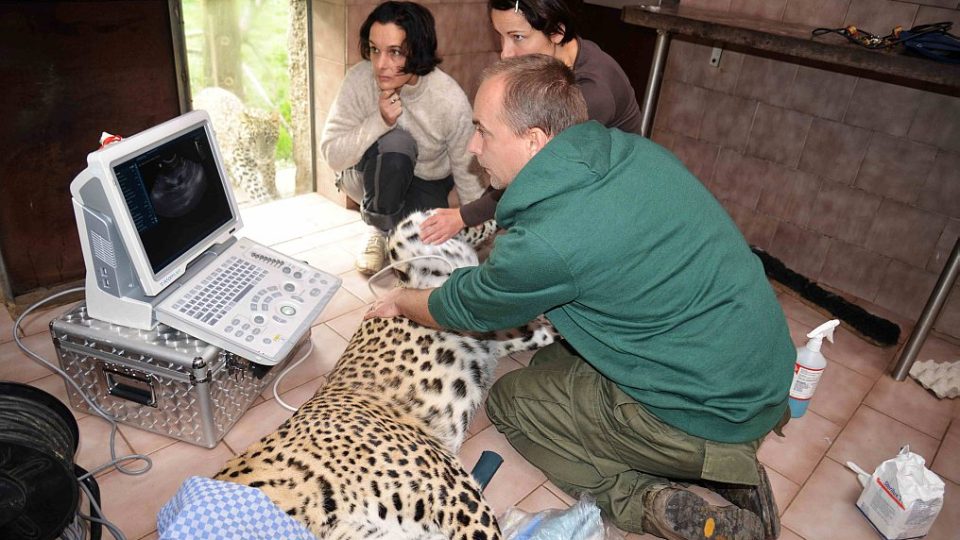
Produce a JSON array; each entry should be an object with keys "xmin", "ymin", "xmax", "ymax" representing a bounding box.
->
[{"xmin": 320, "ymin": 1, "xmax": 484, "ymax": 275}]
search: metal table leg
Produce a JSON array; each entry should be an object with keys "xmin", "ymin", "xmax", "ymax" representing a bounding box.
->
[
  {"xmin": 891, "ymin": 237, "xmax": 960, "ymax": 381},
  {"xmin": 640, "ymin": 30, "xmax": 671, "ymax": 138}
]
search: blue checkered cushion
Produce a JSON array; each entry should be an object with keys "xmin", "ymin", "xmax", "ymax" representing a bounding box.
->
[{"xmin": 157, "ymin": 476, "xmax": 315, "ymax": 540}]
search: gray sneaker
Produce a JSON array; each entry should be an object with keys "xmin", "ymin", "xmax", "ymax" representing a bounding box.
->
[
  {"xmin": 356, "ymin": 230, "xmax": 387, "ymax": 275},
  {"xmin": 642, "ymin": 485, "xmax": 764, "ymax": 540}
]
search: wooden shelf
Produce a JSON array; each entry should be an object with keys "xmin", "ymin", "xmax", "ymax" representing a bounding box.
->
[{"xmin": 622, "ymin": 5, "xmax": 960, "ymax": 96}]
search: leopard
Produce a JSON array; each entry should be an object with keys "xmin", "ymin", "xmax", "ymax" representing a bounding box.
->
[
  {"xmin": 193, "ymin": 86, "xmax": 280, "ymax": 204},
  {"xmin": 215, "ymin": 210, "xmax": 556, "ymax": 540}
]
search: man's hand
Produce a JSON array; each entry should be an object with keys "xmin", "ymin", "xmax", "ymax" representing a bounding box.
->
[
  {"xmin": 365, "ymin": 287, "xmax": 405, "ymax": 320},
  {"xmin": 421, "ymin": 208, "xmax": 465, "ymax": 244},
  {"xmin": 379, "ymin": 89, "xmax": 402, "ymax": 126}
]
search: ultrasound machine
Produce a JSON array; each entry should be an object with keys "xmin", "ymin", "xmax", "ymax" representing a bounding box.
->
[{"xmin": 70, "ymin": 110, "xmax": 341, "ymax": 366}]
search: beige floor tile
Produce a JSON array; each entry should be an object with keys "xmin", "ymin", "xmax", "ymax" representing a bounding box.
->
[
  {"xmin": 932, "ymin": 420, "xmax": 960, "ymax": 484},
  {"xmin": 925, "ymin": 477, "xmax": 960, "ymax": 540},
  {"xmin": 96, "ymin": 441, "xmax": 234, "ymax": 540},
  {"xmin": 314, "ymin": 287, "xmax": 366, "ymax": 323},
  {"xmin": 915, "ymin": 334, "xmax": 960, "ymax": 363},
  {"xmin": 263, "ymin": 323, "xmax": 347, "ymax": 397},
  {"xmin": 778, "ymin": 293, "xmax": 829, "ymax": 329},
  {"xmin": 781, "ymin": 457, "xmax": 882, "ymax": 540},
  {"xmin": 116, "ymin": 424, "xmax": 179, "ymax": 457},
  {"xmin": 338, "ymin": 268, "xmax": 379, "ymax": 303},
  {"xmin": 294, "ymin": 242, "xmax": 356, "ymax": 276},
  {"xmin": 765, "ymin": 464, "xmax": 801, "ymax": 516},
  {"xmin": 777, "ymin": 527, "xmax": 805, "ymax": 540},
  {"xmin": 822, "ymin": 327, "xmax": 897, "ymax": 381},
  {"xmin": 325, "ymin": 305, "xmax": 366, "ymax": 341},
  {"xmin": 74, "ymin": 414, "xmax": 135, "ymax": 477},
  {"xmin": 759, "ymin": 410, "xmax": 841, "ymax": 485},
  {"xmin": 514, "ymin": 484, "xmax": 568, "ymax": 513},
  {"xmin": 458, "ymin": 425, "xmax": 548, "ymax": 516},
  {"xmin": 14, "ymin": 300, "xmax": 82, "ymax": 337},
  {"xmin": 138, "ymin": 531, "xmax": 159, "ymax": 540},
  {"xmin": 271, "ymin": 219, "xmax": 368, "ymax": 256},
  {"xmin": 543, "ymin": 480, "xmax": 577, "ymax": 506},
  {"xmin": 468, "ymin": 355, "xmax": 525, "ymax": 436},
  {"xmin": 808, "ymin": 360, "xmax": 875, "ymax": 425},
  {"xmin": 827, "ymin": 405, "xmax": 940, "ymax": 473},
  {"xmin": 0, "ymin": 332, "xmax": 63, "ymax": 384},
  {"xmin": 0, "ymin": 305, "xmax": 14, "ymax": 344},
  {"xmin": 228, "ymin": 380, "xmax": 321, "ymax": 453},
  {"xmin": 863, "ymin": 375, "xmax": 954, "ymax": 439}
]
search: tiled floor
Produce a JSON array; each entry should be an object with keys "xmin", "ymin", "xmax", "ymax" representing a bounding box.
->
[{"xmin": 2, "ymin": 193, "xmax": 958, "ymax": 540}]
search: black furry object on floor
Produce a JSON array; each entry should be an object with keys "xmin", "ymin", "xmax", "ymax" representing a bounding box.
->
[{"xmin": 751, "ymin": 247, "xmax": 901, "ymax": 347}]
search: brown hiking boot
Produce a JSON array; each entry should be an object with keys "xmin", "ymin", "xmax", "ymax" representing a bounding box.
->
[
  {"xmin": 643, "ymin": 485, "xmax": 764, "ymax": 540},
  {"xmin": 709, "ymin": 463, "xmax": 780, "ymax": 540}
]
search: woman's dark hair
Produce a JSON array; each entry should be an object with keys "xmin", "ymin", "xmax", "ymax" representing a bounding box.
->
[
  {"xmin": 359, "ymin": 1, "xmax": 441, "ymax": 76},
  {"xmin": 488, "ymin": 0, "xmax": 578, "ymax": 44}
]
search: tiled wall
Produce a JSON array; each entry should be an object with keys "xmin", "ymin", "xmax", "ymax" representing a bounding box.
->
[
  {"xmin": 312, "ymin": 0, "xmax": 499, "ymax": 205},
  {"xmin": 653, "ymin": 0, "xmax": 960, "ymax": 340}
]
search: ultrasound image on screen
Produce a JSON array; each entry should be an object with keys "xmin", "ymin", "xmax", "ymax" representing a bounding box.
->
[{"xmin": 113, "ymin": 126, "xmax": 234, "ymax": 275}]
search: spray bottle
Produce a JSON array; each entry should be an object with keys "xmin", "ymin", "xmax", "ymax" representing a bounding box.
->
[{"xmin": 789, "ymin": 319, "xmax": 840, "ymax": 418}]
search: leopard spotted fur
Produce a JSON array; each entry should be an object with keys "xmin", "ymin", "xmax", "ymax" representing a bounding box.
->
[{"xmin": 215, "ymin": 211, "xmax": 555, "ymax": 539}]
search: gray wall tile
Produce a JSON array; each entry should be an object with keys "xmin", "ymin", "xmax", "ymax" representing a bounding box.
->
[
  {"xmin": 865, "ymin": 199, "xmax": 948, "ymax": 266},
  {"xmin": 757, "ymin": 166, "xmax": 821, "ymax": 227},
  {"xmin": 927, "ymin": 219, "xmax": 959, "ymax": 274},
  {"xmin": 843, "ymin": 78, "xmax": 922, "ymax": 137},
  {"xmin": 798, "ymin": 118, "xmax": 872, "ymax": 185},
  {"xmin": 819, "ymin": 239, "xmax": 892, "ymax": 303},
  {"xmin": 686, "ymin": 44, "xmax": 745, "ymax": 94},
  {"xmin": 914, "ymin": 6, "xmax": 960, "ymax": 26},
  {"xmin": 654, "ymin": 80, "xmax": 708, "ymax": 138},
  {"xmin": 808, "ymin": 181, "xmax": 883, "ymax": 244},
  {"xmin": 746, "ymin": 103, "xmax": 813, "ymax": 167},
  {"xmin": 787, "ymin": 66, "xmax": 856, "ymax": 121},
  {"xmin": 721, "ymin": 200, "xmax": 780, "ymax": 250},
  {"xmin": 875, "ymin": 260, "xmax": 939, "ymax": 320},
  {"xmin": 768, "ymin": 221, "xmax": 832, "ymax": 279},
  {"xmin": 700, "ymin": 92, "xmax": 758, "ymax": 151},
  {"xmin": 855, "ymin": 134, "xmax": 937, "ymax": 205},
  {"xmin": 711, "ymin": 148, "xmax": 770, "ymax": 210},
  {"xmin": 917, "ymin": 149, "xmax": 960, "ymax": 220},
  {"xmin": 735, "ymin": 54, "xmax": 798, "ymax": 107},
  {"xmin": 843, "ymin": 0, "xmax": 919, "ymax": 32},
  {"xmin": 782, "ymin": 0, "xmax": 851, "ymax": 28},
  {"xmin": 729, "ymin": 0, "xmax": 788, "ymax": 20},
  {"xmin": 667, "ymin": 133, "xmax": 721, "ymax": 185},
  {"xmin": 907, "ymin": 92, "xmax": 960, "ymax": 154}
]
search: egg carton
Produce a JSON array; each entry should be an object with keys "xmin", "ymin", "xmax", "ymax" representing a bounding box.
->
[{"xmin": 909, "ymin": 358, "xmax": 960, "ymax": 399}]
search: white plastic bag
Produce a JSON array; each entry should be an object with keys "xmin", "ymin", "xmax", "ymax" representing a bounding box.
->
[
  {"xmin": 499, "ymin": 496, "xmax": 624, "ymax": 540},
  {"xmin": 849, "ymin": 446, "xmax": 945, "ymax": 540}
]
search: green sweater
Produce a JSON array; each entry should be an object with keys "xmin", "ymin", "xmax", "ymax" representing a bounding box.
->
[{"xmin": 429, "ymin": 121, "xmax": 795, "ymax": 443}]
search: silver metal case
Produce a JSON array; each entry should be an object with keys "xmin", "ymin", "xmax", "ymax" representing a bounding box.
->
[{"xmin": 50, "ymin": 303, "xmax": 304, "ymax": 448}]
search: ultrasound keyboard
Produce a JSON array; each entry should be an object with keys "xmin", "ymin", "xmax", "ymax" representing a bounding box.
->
[{"xmin": 155, "ymin": 237, "xmax": 341, "ymax": 366}]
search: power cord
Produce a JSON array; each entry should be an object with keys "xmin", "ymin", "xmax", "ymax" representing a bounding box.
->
[{"xmin": 14, "ymin": 287, "xmax": 153, "ymax": 540}]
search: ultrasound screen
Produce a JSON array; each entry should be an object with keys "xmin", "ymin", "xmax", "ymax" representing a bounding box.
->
[{"xmin": 113, "ymin": 126, "xmax": 234, "ymax": 275}]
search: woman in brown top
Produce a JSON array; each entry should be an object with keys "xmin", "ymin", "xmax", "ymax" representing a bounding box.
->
[{"xmin": 419, "ymin": 0, "xmax": 643, "ymax": 244}]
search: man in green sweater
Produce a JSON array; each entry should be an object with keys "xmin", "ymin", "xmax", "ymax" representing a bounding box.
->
[{"xmin": 366, "ymin": 54, "xmax": 795, "ymax": 540}]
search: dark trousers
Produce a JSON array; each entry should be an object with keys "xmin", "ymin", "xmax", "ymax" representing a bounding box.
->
[
  {"xmin": 341, "ymin": 128, "xmax": 453, "ymax": 232},
  {"xmin": 486, "ymin": 341, "xmax": 770, "ymax": 534}
]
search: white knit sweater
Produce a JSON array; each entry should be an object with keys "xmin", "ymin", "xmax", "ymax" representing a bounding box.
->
[{"xmin": 320, "ymin": 62, "xmax": 484, "ymax": 204}]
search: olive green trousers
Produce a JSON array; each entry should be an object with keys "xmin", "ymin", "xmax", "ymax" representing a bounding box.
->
[{"xmin": 485, "ymin": 342, "xmax": 770, "ymax": 534}]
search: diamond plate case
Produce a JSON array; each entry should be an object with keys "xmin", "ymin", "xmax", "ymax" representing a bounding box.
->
[{"xmin": 50, "ymin": 303, "xmax": 306, "ymax": 448}]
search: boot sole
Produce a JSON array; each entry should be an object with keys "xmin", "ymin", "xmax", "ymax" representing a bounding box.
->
[{"xmin": 663, "ymin": 489, "xmax": 763, "ymax": 540}]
